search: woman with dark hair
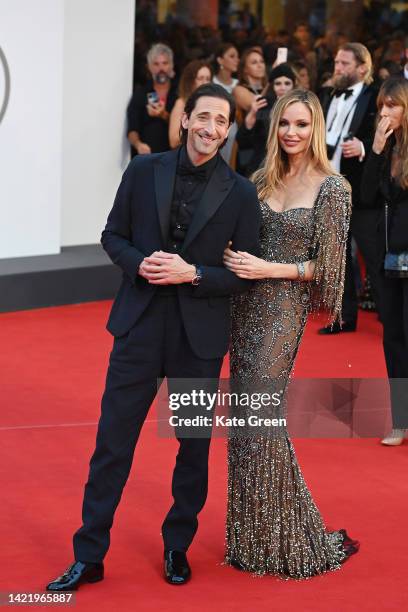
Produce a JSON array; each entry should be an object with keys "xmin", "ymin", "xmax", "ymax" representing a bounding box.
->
[
  {"xmin": 361, "ymin": 77, "xmax": 408, "ymax": 446},
  {"xmin": 268, "ymin": 63, "xmax": 297, "ymax": 99},
  {"xmin": 213, "ymin": 43, "xmax": 239, "ymax": 94},
  {"xmin": 212, "ymin": 44, "xmax": 240, "ymax": 165},
  {"xmin": 169, "ymin": 60, "xmax": 212, "ymax": 149},
  {"xmin": 235, "ymin": 64, "xmax": 297, "ymax": 177}
]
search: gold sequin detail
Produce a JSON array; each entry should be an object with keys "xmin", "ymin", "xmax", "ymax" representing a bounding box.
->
[{"xmin": 225, "ymin": 176, "xmax": 352, "ymax": 578}]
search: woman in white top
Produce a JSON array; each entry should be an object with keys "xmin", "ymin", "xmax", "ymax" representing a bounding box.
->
[
  {"xmin": 213, "ymin": 43, "xmax": 239, "ymax": 94},
  {"xmin": 212, "ymin": 44, "xmax": 240, "ymax": 165}
]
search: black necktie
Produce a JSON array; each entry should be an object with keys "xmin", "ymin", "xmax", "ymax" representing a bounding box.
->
[
  {"xmin": 177, "ymin": 164, "xmax": 207, "ymax": 182},
  {"xmin": 334, "ymin": 88, "xmax": 353, "ymax": 100}
]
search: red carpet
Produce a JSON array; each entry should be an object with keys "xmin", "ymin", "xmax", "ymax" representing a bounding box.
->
[{"xmin": 1, "ymin": 302, "xmax": 407, "ymax": 611}]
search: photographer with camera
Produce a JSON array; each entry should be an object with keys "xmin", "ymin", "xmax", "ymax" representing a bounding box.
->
[{"xmin": 127, "ymin": 43, "xmax": 178, "ymax": 157}]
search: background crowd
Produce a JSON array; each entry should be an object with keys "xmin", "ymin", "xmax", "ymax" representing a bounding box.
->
[
  {"xmin": 127, "ymin": 16, "xmax": 408, "ymax": 169},
  {"xmin": 125, "ymin": 11, "xmax": 408, "ymax": 444}
]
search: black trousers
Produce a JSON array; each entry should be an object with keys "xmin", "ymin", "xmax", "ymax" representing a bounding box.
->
[
  {"xmin": 380, "ymin": 276, "xmax": 408, "ymax": 429},
  {"xmin": 341, "ymin": 209, "xmax": 384, "ymax": 325},
  {"xmin": 340, "ymin": 235, "xmax": 359, "ymax": 325},
  {"xmin": 73, "ymin": 295, "xmax": 223, "ymax": 563}
]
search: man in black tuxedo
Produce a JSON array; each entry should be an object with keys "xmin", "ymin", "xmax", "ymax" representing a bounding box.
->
[
  {"xmin": 46, "ymin": 84, "xmax": 260, "ymax": 590},
  {"xmin": 319, "ymin": 43, "xmax": 382, "ymax": 334}
]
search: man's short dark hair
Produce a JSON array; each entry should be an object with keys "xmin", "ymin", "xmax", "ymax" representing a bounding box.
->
[{"xmin": 180, "ymin": 83, "xmax": 236, "ymax": 145}]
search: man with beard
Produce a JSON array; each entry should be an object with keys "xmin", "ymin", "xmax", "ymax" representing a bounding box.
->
[
  {"xmin": 46, "ymin": 84, "xmax": 261, "ymax": 591},
  {"xmin": 127, "ymin": 43, "xmax": 178, "ymax": 157},
  {"xmin": 319, "ymin": 43, "xmax": 381, "ymax": 334}
]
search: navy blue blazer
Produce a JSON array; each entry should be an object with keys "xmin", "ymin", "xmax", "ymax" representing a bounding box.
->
[{"xmin": 101, "ymin": 148, "xmax": 261, "ymax": 359}]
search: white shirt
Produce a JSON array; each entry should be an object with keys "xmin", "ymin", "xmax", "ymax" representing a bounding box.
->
[
  {"xmin": 326, "ymin": 81, "xmax": 365, "ymax": 172},
  {"xmin": 404, "ymin": 65, "xmax": 408, "ymax": 80},
  {"xmin": 212, "ymin": 75, "xmax": 239, "ymax": 94}
]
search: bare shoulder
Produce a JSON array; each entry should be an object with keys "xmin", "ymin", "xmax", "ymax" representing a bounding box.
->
[
  {"xmin": 233, "ymin": 84, "xmax": 248, "ymax": 97},
  {"xmin": 175, "ymin": 97, "xmax": 185, "ymax": 110},
  {"xmin": 233, "ymin": 85, "xmax": 254, "ymax": 110},
  {"xmin": 171, "ymin": 98, "xmax": 185, "ymax": 114}
]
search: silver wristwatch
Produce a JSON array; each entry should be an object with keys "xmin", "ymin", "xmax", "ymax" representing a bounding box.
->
[{"xmin": 191, "ymin": 265, "xmax": 203, "ymax": 286}]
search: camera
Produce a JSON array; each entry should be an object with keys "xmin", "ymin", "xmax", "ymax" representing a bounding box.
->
[{"xmin": 147, "ymin": 91, "xmax": 159, "ymax": 106}]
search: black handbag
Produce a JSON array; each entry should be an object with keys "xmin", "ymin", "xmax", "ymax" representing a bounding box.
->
[{"xmin": 384, "ymin": 202, "xmax": 408, "ymax": 278}]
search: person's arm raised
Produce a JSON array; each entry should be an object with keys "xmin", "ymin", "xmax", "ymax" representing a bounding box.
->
[
  {"xmin": 233, "ymin": 85, "xmax": 256, "ymax": 113},
  {"xmin": 360, "ymin": 116, "xmax": 393, "ymax": 207}
]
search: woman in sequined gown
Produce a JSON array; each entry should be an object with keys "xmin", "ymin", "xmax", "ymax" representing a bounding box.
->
[{"xmin": 223, "ymin": 90, "xmax": 359, "ymax": 578}]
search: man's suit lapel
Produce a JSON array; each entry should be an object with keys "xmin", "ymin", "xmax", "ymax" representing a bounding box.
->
[
  {"xmin": 154, "ymin": 149, "xmax": 179, "ymax": 246},
  {"xmin": 181, "ymin": 158, "xmax": 236, "ymax": 253},
  {"xmin": 349, "ymin": 85, "xmax": 372, "ymax": 136},
  {"xmin": 322, "ymin": 85, "xmax": 372, "ymax": 131},
  {"xmin": 321, "ymin": 88, "xmax": 333, "ymax": 118}
]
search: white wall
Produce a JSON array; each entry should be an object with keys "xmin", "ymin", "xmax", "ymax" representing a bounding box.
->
[
  {"xmin": 61, "ymin": 0, "xmax": 134, "ymax": 246},
  {"xmin": 0, "ymin": 0, "xmax": 135, "ymax": 258},
  {"xmin": 0, "ymin": 0, "xmax": 64, "ymax": 258}
]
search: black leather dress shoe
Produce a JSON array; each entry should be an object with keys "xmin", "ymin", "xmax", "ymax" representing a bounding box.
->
[
  {"xmin": 318, "ymin": 321, "xmax": 356, "ymax": 335},
  {"xmin": 46, "ymin": 561, "xmax": 104, "ymax": 591},
  {"xmin": 229, "ymin": 558, "xmax": 245, "ymax": 571},
  {"xmin": 164, "ymin": 550, "xmax": 191, "ymax": 585}
]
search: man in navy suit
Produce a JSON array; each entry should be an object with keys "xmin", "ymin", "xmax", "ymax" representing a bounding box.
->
[{"xmin": 47, "ymin": 84, "xmax": 261, "ymax": 590}]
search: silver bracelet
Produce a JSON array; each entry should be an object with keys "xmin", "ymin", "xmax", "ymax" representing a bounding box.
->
[{"xmin": 296, "ymin": 261, "xmax": 305, "ymax": 281}]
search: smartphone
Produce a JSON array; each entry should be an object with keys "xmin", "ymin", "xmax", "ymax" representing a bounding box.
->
[
  {"xmin": 276, "ymin": 48, "xmax": 288, "ymax": 65},
  {"xmin": 343, "ymin": 131, "xmax": 354, "ymax": 142},
  {"xmin": 147, "ymin": 91, "xmax": 159, "ymax": 106}
]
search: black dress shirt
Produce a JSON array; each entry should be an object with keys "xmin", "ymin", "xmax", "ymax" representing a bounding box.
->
[
  {"xmin": 157, "ymin": 147, "xmax": 219, "ymax": 296},
  {"xmin": 167, "ymin": 147, "xmax": 219, "ymax": 252}
]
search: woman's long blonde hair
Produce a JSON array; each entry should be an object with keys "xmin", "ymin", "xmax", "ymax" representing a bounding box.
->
[
  {"xmin": 252, "ymin": 89, "xmax": 338, "ymax": 199},
  {"xmin": 376, "ymin": 76, "xmax": 408, "ymax": 189}
]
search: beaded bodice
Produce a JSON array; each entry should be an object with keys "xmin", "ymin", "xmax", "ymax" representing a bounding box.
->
[{"xmin": 259, "ymin": 203, "xmax": 315, "ymax": 264}]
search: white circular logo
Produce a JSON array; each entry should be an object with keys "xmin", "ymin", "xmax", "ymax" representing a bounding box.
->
[{"xmin": 0, "ymin": 45, "xmax": 11, "ymax": 124}]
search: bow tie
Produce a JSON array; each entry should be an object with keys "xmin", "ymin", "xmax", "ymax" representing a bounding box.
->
[
  {"xmin": 177, "ymin": 163, "xmax": 207, "ymax": 182},
  {"xmin": 334, "ymin": 88, "xmax": 353, "ymax": 100}
]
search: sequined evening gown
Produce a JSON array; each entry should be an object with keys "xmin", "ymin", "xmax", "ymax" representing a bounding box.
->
[{"xmin": 226, "ymin": 176, "xmax": 359, "ymax": 578}]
